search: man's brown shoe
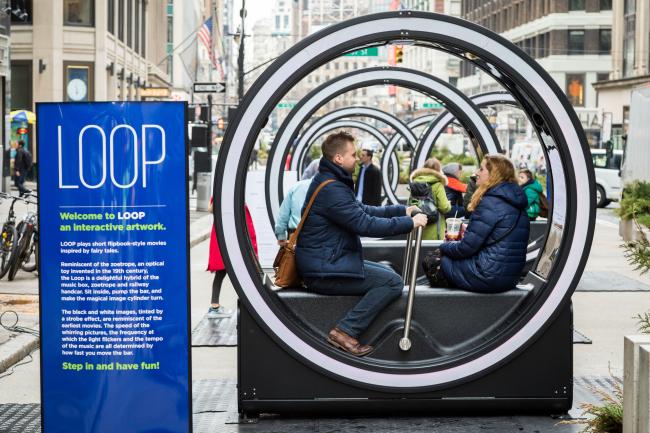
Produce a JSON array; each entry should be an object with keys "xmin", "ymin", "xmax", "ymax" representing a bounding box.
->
[{"xmin": 326, "ymin": 327, "xmax": 373, "ymax": 357}]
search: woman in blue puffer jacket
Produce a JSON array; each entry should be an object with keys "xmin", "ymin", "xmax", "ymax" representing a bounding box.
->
[{"xmin": 437, "ymin": 154, "xmax": 530, "ymax": 293}]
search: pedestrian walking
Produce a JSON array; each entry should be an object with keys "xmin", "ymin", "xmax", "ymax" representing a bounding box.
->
[
  {"xmin": 206, "ymin": 197, "xmax": 258, "ymax": 318},
  {"xmin": 14, "ymin": 140, "xmax": 32, "ymax": 197}
]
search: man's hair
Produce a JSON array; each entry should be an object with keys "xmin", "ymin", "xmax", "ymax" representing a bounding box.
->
[
  {"xmin": 361, "ymin": 149, "xmax": 374, "ymax": 159},
  {"xmin": 322, "ymin": 131, "xmax": 355, "ymax": 161},
  {"xmin": 17, "ymin": 140, "xmax": 24, "ymax": 147}
]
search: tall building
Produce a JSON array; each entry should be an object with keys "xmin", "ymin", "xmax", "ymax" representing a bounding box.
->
[
  {"xmin": 396, "ymin": 0, "xmax": 462, "ymax": 118},
  {"xmin": 291, "ymin": 0, "xmax": 383, "ymax": 115},
  {"xmin": 166, "ymin": 0, "xmax": 205, "ymax": 99},
  {"xmin": 459, "ymin": 0, "xmax": 613, "ymax": 147},
  {"xmin": 594, "ymin": 0, "xmax": 650, "ymax": 146},
  {"xmin": 10, "ymin": 0, "xmax": 171, "ymax": 106}
]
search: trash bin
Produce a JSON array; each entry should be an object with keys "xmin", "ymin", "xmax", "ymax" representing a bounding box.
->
[{"xmin": 196, "ymin": 171, "xmax": 211, "ymax": 211}]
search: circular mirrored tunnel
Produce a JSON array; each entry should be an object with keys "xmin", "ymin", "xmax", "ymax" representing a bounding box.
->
[
  {"xmin": 266, "ymin": 66, "xmax": 499, "ymax": 224},
  {"xmin": 215, "ymin": 11, "xmax": 595, "ymax": 391}
]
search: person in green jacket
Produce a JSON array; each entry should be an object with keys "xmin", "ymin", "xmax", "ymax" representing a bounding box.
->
[
  {"xmin": 517, "ymin": 168, "xmax": 543, "ymax": 220},
  {"xmin": 409, "ymin": 158, "xmax": 452, "ymax": 240}
]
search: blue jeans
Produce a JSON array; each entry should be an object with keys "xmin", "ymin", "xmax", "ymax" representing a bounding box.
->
[
  {"xmin": 14, "ymin": 172, "xmax": 28, "ymax": 196},
  {"xmin": 304, "ymin": 261, "xmax": 404, "ymax": 339}
]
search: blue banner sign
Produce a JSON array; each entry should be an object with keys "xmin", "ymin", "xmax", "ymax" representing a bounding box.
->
[{"xmin": 37, "ymin": 102, "xmax": 190, "ymax": 433}]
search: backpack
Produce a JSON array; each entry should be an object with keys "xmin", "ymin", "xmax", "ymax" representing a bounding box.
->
[
  {"xmin": 19, "ymin": 148, "xmax": 32, "ymax": 170},
  {"xmin": 408, "ymin": 181, "xmax": 439, "ymax": 224},
  {"xmin": 538, "ymin": 191, "xmax": 549, "ymax": 219}
]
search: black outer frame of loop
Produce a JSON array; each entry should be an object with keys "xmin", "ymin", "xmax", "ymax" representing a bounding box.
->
[{"xmin": 214, "ymin": 11, "xmax": 595, "ymax": 393}]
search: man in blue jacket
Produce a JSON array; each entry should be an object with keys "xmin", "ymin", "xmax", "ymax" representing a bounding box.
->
[{"xmin": 296, "ymin": 131, "xmax": 427, "ymax": 356}]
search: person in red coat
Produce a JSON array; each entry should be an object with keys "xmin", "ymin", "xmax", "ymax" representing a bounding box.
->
[{"xmin": 207, "ymin": 198, "xmax": 258, "ymax": 318}]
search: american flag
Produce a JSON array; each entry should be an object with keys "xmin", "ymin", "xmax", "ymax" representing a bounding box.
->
[{"xmin": 198, "ymin": 17, "xmax": 225, "ymax": 80}]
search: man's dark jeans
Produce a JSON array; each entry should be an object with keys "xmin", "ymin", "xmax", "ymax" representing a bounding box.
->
[
  {"xmin": 14, "ymin": 172, "xmax": 28, "ymax": 196},
  {"xmin": 304, "ymin": 260, "xmax": 404, "ymax": 339}
]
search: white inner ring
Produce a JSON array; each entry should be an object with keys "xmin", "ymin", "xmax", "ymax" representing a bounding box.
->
[
  {"xmin": 220, "ymin": 16, "xmax": 588, "ymax": 388},
  {"xmin": 304, "ymin": 119, "xmax": 401, "ymax": 191},
  {"xmin": 268, "ymin": 68, "xmax": 497, "ymax": 223},
  {"xmin": 415, "ymin": 92, "xmax": 516, "ymax": 169}
]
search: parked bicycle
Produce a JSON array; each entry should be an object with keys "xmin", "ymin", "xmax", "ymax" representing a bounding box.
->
[
  {"xmin": 8, "ymin": 194, "xmax": 38, "ymax": 280},
  {"xmin": 0, "ymin": 193, "xmax": 22, "ymax": 279}
]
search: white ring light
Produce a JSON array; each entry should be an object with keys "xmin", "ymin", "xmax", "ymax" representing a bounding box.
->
[
  {"xmin": 413, "ymin": 92, "xmax": 516, "ymax": 170},
  {"xmin": 300, "ymin": 119, "xmax": 401, "ymax": 193},
  {"xmin": 266, "ymin": 67, "xmax": 498, "ymax": 226},
  {"xmin": 215, "ymin": 12, "xmax": 594, "ymax": 390}
]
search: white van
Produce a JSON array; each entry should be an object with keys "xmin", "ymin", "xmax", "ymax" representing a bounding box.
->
[{"xmin": 591, "ymin": 149, "xmax": 623, "ymax": 207}]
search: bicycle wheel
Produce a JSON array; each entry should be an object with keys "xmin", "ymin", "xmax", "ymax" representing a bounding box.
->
[
  {"xmin": 0, "ymin": 223, "xmax": 18, "ymax": 279},
  {"xmin": 21, "ymin": 230, "xmax": 37, "ymax": 272},
  {"xmin": 8, "ymin": 226, "xmax": 30, "ymax": 281}
]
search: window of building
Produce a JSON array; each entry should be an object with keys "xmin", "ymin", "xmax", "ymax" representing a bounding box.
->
[
  {"xmin": 118, "ymin": 0, "xmax": 124, "ymax": 41},
  {"xmin": 623, "ymin": 105, "xmax": 630, "ymax": 134},
  {"xmin": 597, "ymin": 72, "xmax": 609, "ymax": 82},
  {"xmin": 284, "ymin": 15, "xmax": 289, "ymax": 28},
  {"xmin": 166, "ymin": 16, "xmax": 173, "ymax": 48},
  {"xmin": 275, "ymin": 15, "xmax": 280, "ymax": 29},
  {"xmin": 134, "ymin": 0, "xmax": 140, "ymax": 53},
  {"xmin": 599, "ymin": 29, "xmax": 611, "ymax": 54},
  {"xmin": 127, "ymin": 0, "xmax": 132, "ymax": 47},
  {"xmin": 600, "ymin": 0, "xmax": 612, "ymax": 10},
  {"xmin": 107, "ymin": 0, "xmax": 114, "ymax": 33},
  {"xmin": 10, "ymin": 61, "xmax": 32, "ymax": 109},
  {"xmin": 568, "ymin": 30, "xmax": 585, "ymax": 54},
  {"xmin": 566, "ymin": 74, "xmax": 585, "ymax": 106},
  {"xmin": 64, "ymin": 0, "xmax": 94, "ymax": 26},
  {"xmin": 569, "ymin": 0, "xmax": 585, "ymax": 10},
  {"xmin": 623, "ymin": 0, "xmax": 636, "ymax": 77},
  {"xmin": 10, "ymin": 0, "xmax": 32, "ymax": 24}
]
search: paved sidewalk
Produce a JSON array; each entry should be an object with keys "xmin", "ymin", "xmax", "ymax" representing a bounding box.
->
[{"xmin": 0, "ymin": 185, "xmax": 213, "ymax": 375}]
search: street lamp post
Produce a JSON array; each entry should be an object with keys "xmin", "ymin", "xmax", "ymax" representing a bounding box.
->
[{"xmin": 238, "ymin": 0, "xmax": 246, "ymax": 102}]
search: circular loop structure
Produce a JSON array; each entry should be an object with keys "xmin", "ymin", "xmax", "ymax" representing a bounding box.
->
[
  {"xmin": 266, "ymin": 66, "xmax": 498, "ymax": 224},
  {"xmin": 378, "ymin": 114, "xmax": 435, "ymax": 203},
  {"xmin": 305, "ymin": 118, "xmax": 401, "ymax": 192},
  {"xmin": 215, "ymin": 11, "xmax": 595, "ymax": 391},
  {"xmin": 411, "ymin": 91, "xmax": 517, "ymax": 171},
  {"xmin": 292, "ymin": 106, "xmax": 417, "ymax": 176}
]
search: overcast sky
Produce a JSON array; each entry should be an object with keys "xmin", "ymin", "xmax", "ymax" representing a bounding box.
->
[{"xmin": 234, "ymin": 0, "xmax": 273, "ymax": 29}]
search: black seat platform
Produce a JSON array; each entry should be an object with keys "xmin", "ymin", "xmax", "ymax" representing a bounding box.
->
[{"xmin": 276, "ymin": 286, "xmax": 532, "ymax": 363}]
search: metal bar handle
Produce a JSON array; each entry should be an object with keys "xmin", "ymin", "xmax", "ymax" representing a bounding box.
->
[
  {"xmin": 402, "ymin": 229, "xmax": 414, "ymax": 282},
  {"xmin": 399, "ymin": 225, "xmax": 423, "ymax": 351}
]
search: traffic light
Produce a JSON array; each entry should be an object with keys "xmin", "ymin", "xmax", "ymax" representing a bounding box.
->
[
  {"xmin": 395, "ymin": 46, "xmax": 403, "ymax": 63},
  {"xmin": 217, "ymin": 117, "xmax": 225, "ymax": 130}
]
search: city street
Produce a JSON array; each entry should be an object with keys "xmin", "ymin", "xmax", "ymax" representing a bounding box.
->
[
  {"xmin": 3, "ymin": 0, "xmax": 650, "ymax": 431},
  {"xmin": 1, "ymin": 201, "xmax": 648, "ymax": 431}
]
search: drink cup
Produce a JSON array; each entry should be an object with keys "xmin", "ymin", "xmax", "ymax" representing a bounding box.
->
[{"xmin": 446, "ymin": 218, "xmax": 463, "ymax": 241}]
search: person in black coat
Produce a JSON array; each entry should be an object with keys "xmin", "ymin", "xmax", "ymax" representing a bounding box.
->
[
  {"xmin": 438, "ymin": 154, "xmax": 530, "ymax": 293},
  {"xmin": 296, "ymin": 131, "xmax": 427, "ymax": 356},
  {"xmin": 14, "ymin": 140, "xmax": 32, "ymax": 197},
  {"xmin": 354, "ymin": 149, "xmax": 383, "ymax": 206}
]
